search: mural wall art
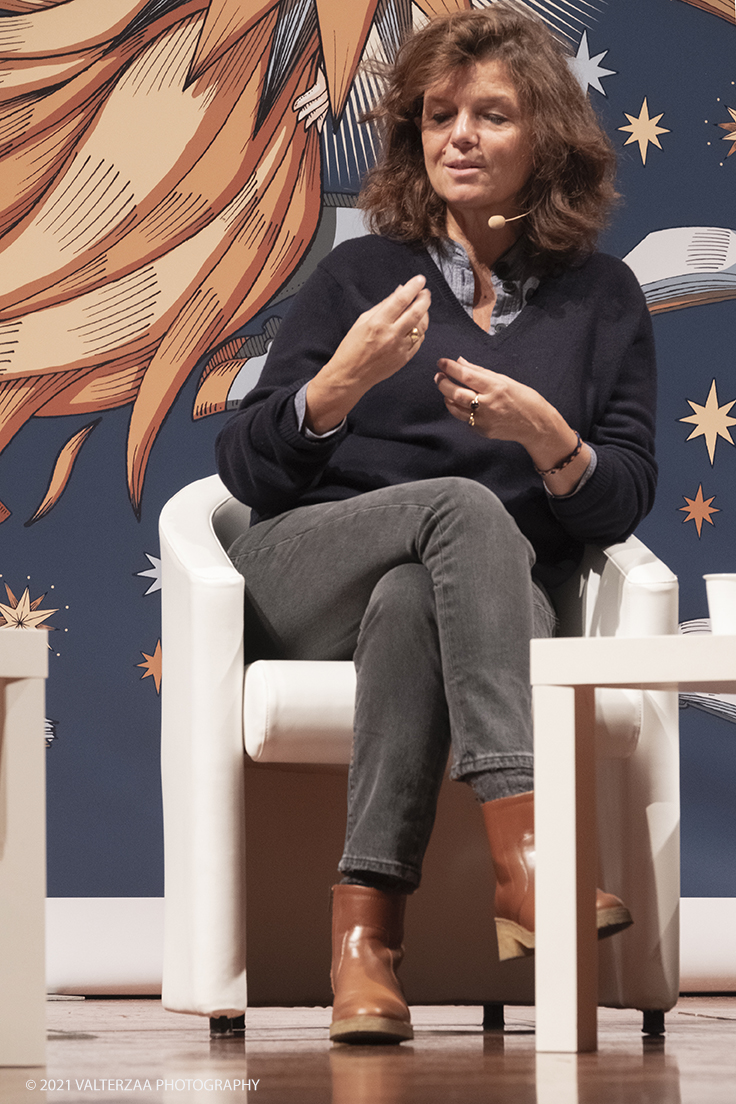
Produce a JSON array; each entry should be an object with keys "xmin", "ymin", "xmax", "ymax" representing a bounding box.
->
[{"xmin": 1, "ymin": 0, "xmax": 734, "ymax": 898}]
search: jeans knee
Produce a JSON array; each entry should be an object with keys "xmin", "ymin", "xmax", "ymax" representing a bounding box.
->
[
  {"xmin": 362, "ymin": 563, "xmax": 435, "ymax": 631},
  {"xmin": 421, "ymin": 476, "xmax": 506, "ymax": 522},
  {"xmin": 421, "ymin": 477, "xmax": 534, "ymax": 564}
]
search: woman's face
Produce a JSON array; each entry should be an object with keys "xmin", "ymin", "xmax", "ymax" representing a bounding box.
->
[{"xmin": 420, "ymin": 58, "xmax": 533, "ymax": 224}]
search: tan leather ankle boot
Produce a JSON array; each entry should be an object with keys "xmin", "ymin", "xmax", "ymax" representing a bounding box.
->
[
  {"xmin": 330, "ymin": 884, "xmax": 413, "ymax": 1044},
  {"xmin": 482, "ymin": 791, "xmax": 633, "ymax": 961}
]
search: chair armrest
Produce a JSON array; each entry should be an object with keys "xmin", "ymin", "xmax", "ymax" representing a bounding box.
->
[
  {"xmin": 550, "ymin": 535, "xmax": 678, "ymax": 759},
  {"xmin": 159, "ymin": 475, "xmax": 247, "ymax": 1016},
  {"xmin": 554, "ymin": 534, "xmax": 678, "ymax": 640},
  {"xmin": 159, "ymin": 476, "xmax": 246, "ymax": 776}
]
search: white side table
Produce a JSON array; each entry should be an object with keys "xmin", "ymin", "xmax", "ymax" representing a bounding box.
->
[
  {"xmin": 0, "ymin": 628, "xmax": 48, "ymax": 1067},
  {"xmin": 531, "ymin": 632, "xmax": 736, "ymax": 1053}
]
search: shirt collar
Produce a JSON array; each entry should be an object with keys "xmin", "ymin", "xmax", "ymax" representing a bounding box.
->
[{"xmin": 432, "ymin": 235, "xmax": 537, "ymax": 283}]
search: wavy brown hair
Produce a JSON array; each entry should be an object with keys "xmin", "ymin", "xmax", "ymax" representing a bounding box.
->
[{"xmin": 359, "ymin": 4, "xmax": 618, "ymax": 266}]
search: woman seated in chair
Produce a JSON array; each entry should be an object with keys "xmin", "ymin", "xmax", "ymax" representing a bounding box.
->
[{"xmin": 216, "ymin": 4, "xmax": 656, "ymax": 1045}]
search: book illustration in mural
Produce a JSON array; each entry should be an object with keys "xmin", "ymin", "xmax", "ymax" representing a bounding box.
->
[
  {"xmin": 45, "ymin": 717, "xmax": 59, "ymax": 750},
  {"xmin": 138, "ymin": 638, "xmax": 162, "ymax": 694},
  {"xmin": 203, "ymin": 310, "xmax": 284, "ymax": 413},
  {"xmin": 623, "ymin": 227, "xmax": 736, "ymax": 313},
  {"xmin": 679, "ymin": 619, "xmax": 736, "ymax": 724},
  {"xmin": 619, "ymin": 98, "xmax": 670, "ymax": 165},
  {"xmin": 679, "ymin": 484, "xmax": 720, "ymax": 537},
  {"xmin": 679, "ymin": 378, "xmax": 736, "ymax": 464}
]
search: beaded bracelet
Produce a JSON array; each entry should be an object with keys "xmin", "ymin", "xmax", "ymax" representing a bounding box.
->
[{"xmin": 534, "ymin": 431, "xmax": 582, "ymax": 476}]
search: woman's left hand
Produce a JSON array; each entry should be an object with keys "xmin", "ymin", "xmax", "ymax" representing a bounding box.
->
[
  {"xmin": 435, "ymin": 356, "xmax": 553, "ymax": 450},
  {"xmin": 435, "ymin": 356, "xmax": 591, "ymax": 495}
]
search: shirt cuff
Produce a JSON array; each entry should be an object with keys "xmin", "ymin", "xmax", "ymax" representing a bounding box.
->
[
  {"xmin": 544, "ymin": 446, "xmax": 597, "ymax": 499},
  {"xmin": 294, "ymin": 383, "xmax": 346, "ymax": 440}
]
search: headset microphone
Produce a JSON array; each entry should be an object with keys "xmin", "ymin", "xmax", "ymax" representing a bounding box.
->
[{"xmin": 487, "ymin": 212, "xmax": 528, "ymax": 230}]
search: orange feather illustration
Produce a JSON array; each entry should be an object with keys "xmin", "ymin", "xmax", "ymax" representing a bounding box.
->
[
  {"xmin": 9, "ymin": 0, "xmax": 715, "ymax": 524},
  {"xmin": 25, "ymin": 419, "xmax": 100, "ymax": 525},
  {"xmin": 0, "ymin": 0, "xmax": 387, "ymax": 521}
]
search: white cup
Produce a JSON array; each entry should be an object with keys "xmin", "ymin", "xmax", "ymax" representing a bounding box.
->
[{"xmin": 703, "ymin": 574, "xmax": 736, "ymax": 635}]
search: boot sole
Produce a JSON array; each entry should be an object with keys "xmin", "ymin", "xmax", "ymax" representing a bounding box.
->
[
  {"xmin": 597, "ymin": 904, "xmax": 634, "ymax": 940},
  {"xmin": 330, "ymin": 1015, "xmax": 413, "ymax": 1044},
  {"xmin": 495, "ymin": 906, "xmax": 634, "ymax": 961},
  {"xmin": 495, "ymin": 918, "xmax": 535, "ymax": 961}
]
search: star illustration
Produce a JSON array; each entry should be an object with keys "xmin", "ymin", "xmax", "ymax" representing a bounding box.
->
[
  {"xmin": 680, "ymin": 379, "xmax": 736, "ymax": 464},
  {"xmin": 619, "ymin": 98, "xmax": 670, "ymax": 164},
  {"xmin": 568, "ymin": 31, "xmax": 616, "ymax": 96},
  {"xmin": 679, "ymin": 485, "xmax": 719, "ymax": 537},
  {"xmin": 0, "ymin": 584, "xmax": 58, "ymax": 630},
  {"xmin": 136, "ymin": 553, "xmax": 162, "ymax": 596},
  {"xmin": 718, "ymin": 106, "xmax": 736, "ymax": 157},
  {"xmin": 138, "ymin": 640, "xmax": 162, "ymax": 694}
]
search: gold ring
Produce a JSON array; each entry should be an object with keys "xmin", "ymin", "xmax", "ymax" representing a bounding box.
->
[
  {"xmin": 408, "ymin": 327, "xmax": 421, "ymax": 345},
  {"xmin": 468, "ymin": 394, "xmax": 479, "ymax": 428}
]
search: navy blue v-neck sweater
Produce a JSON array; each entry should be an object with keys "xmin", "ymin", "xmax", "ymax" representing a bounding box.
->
[{"xmin": 216, "ymin": 235, "xmax": 657, "ymax": 588}]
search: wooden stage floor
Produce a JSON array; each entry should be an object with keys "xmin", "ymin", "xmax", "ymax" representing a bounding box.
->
[{"xmin": 1, "ymin": 997, "xmax": 734, "ymax": 1102}]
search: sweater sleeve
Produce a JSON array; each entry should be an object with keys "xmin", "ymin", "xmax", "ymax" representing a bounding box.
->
[
  {"xmin": 215, "ymin": 260, "xmax": 356, "ymax": 517},
  {"xmin": 547, "ymin": 266, "xmax": 658, "ymax": 546}
]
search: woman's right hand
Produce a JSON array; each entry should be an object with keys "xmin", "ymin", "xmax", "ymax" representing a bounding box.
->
[{"xmin": 304, "ymin": 275, "xmax": 431, "ymax": 435}]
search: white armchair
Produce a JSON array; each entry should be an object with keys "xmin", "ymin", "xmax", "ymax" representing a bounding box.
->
[{"xmin": 159, "ymin": 474, "xmax": 679, "ymax": 1030}]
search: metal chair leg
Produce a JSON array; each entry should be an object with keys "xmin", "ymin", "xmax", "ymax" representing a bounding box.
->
[
  {"xmin": 642, "ymin": 1010, "xmax": 665, "ymax": 1036},
  {"xmin": 209, "ymin": 1014, "xmax": 245, "ymax": 1036},
  {"xmin": 482, "ymin": 1003, "xmax": 505, "ymax": 1032}
]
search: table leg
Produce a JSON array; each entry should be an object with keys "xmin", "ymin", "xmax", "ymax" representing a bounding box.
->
[
  {"xmin": 0, "ymin": 674, "xmax": 47, "ymax": 1067},
  {"xmin": 534, "ymin": 683, "xmax": 598, "ymax": 1053},
  {"xmin": 535, "ymin": 1053, "xmax": 579, "ymax": 1104}
]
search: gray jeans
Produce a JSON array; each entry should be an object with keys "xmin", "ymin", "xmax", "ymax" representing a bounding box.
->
[{"xmin": 228, "ymin": 477, "xmax": 556, "ymax": 889}]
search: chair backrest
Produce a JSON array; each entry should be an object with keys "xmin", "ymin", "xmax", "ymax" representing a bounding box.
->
[{"xmin": 212, "ymin": 495, "xmax": 252, "ymax": 552}]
